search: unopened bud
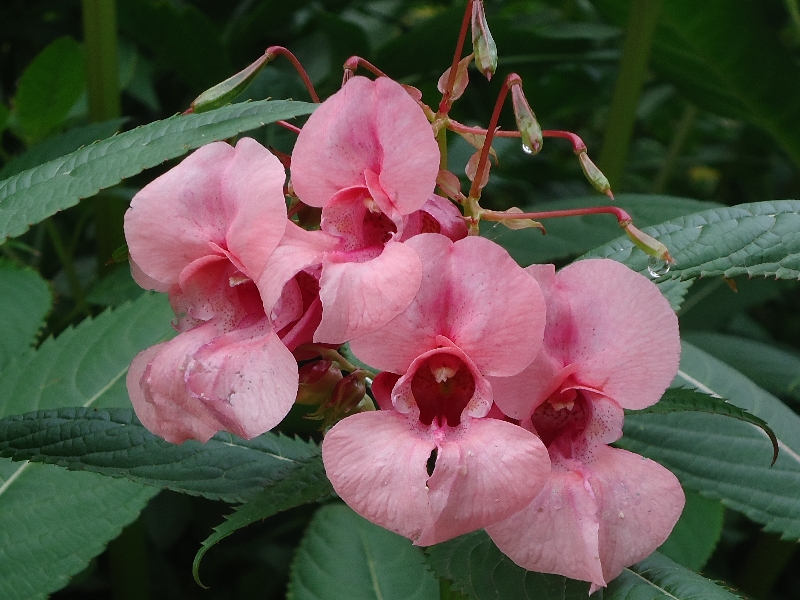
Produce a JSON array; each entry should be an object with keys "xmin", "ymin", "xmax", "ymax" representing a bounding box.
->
[
  {"xmin": 578, "ymin": 152, "xmax": 614, "ymax": 199},
  {"xmin": 436, "ymin": 170, "xmax": 465, "ymax": 202},
  {"xmin": 623, "ymin": 222, "xmax": 676, "ymax": 265},
  {"xmin": 510, "ymin": 83, "xmax": 543, "ymax": 155},
  {"xmin": 329, "ymin": 371, "xmax": 367, "ymax": 411},
  {"xmin": 189, "ymin": 53, "xmax": 271, "ymax": 114},
  {"xmin": 471, "ymin": 0, "xmax": 497, "ymax": 80},
  {"xmin": 295, "ymin": 360, "xmax": 342, "ymax": 405},
  {"xmin": 438, "ymin": 53, "xmax": 473, "ymax": 104}
]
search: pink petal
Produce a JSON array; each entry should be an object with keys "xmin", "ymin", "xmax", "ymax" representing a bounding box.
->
[
  {"xmin": 291, "ymin": 76, "xmax": 439, "ymax": 214},
  {"xmin": 350, "ymin": 234, "xmax": 545, "ymax": 375},
  {"xmin": 535, "ymin": 259, "xmax": 680, "ymax": 410},
  {"xmin": 321, "ymin": 411, "xmax": 550, "ymax": 546},
  {"xmin": 398, "ymin": 194, "xmax": 468, "ymax": 242},
  {"xmin": 125, "ymin": 139, "xmax": 287, "ymax": 288},
  {"xmin": 313, "ymin": 240, "xmax": 422, "ymax": 343},
  {"xmin": 486, "ymin": 462, "xmax": 606, "ymax": 587},
  {"xmin": 490, "ymin": 361, "xmax": 577, "ymax": 421}
]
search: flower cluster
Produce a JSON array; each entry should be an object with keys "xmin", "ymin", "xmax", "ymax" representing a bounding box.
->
[{"xmin": 125, "ymin": 56, "xmax": 683, "ymax": 590}]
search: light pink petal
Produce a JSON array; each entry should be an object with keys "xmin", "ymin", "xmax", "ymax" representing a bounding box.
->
[
  {"xmin": 351, "ymin": 234, "xmax": 545, "ymax": 376},
  {"xmin": 130, "ymin": 258, "xmax": 169, "ymax": 293},
  {"xmin": 125, "ymin": 139, "xmax": 286, "ymax": 288},
  {"xmin": 256, "ymin": 221, "xmax": 339, "ymax": 312},
  {"xmin": 291, "ymin": 76, "xmax": 439, "ymax": 214},
  {"xmin": 185, "ymin": 320, "xmax": 299, "ymax": 439},
  {"xmin": 489, "ymin": 360, "xmax": 576, "ymax": 420},
  {"xmin": 398, "ymin": 194, "xmax": 468, "ymax": 243},
  {"xmin": 322, "ymin": 410, "xmax": 435, "ymax": 542},
  {"xmin": 314, "ymin": 240, "xmax": 422, "ymax": 344},
  {"xmin": 592, "ymin": 446, "xmax": 685, "ymax": 584},
  {"xmin": 322, "ymin": 411, "xmax": 550, "ymax": 546},
  {"xmin": 543, "ymin": 259, "xmax": 680, "ymax": 409},
  {"xmin": 415, "ymin": 417, "xmax": 551, "ymax": 545},
  {"xmin": 486, "ymin": 462, "xmax": 606, "ymax": 587},
  {"xmin": 128, "ymin": 343, "xmax": 220, "ymax": 444}
]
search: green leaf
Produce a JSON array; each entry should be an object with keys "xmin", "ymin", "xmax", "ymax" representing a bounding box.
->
[
  {"xmin": 0, "ymin": 118, "xmax": 128, "ymax": 180},
  {"xmin": 657, "ymin": 489, "xmax": 724, "ymax": 571},
  {"xmin": 657, "ymin": 278, "xmax": 694, "ymax": 312},
  {"xmin": 86, "ymin": 264, "xmax": 145, "ymax": 307},
  {"xmin": 605, "ymin": 552, "xmax": 744, "ymax": 599},
  {"xmin": 0, "ymin": 103, "xmax": 9, "ymax": 134},
  {"xmin": 426, "ymin": 529, "xmax": 592, "ymax": 599},
  {"xmin": 0, "ymin": 295, "xmax": 173, "ymax": 599},
  {"xmin": 426, "ymin": 530, "xmax": 740, "ymax": 600},
  {"xmin": 621, "ymin": 341, "xmax": 800, "ymax": 540},
  {"xmin": 12, "ymin": 36, "xmax": 86, "ymax": 145},
  {"xmin": 0, "ymin": 99, "xmax": 315, "ymax": 243},
  {"xmin": 0, "ymin": 259, "xmax": 51, "ymax": 371},
  {"xmin": 0, "ymin": 406, "xmax": 327, "ymax": 504},
  {"xmin": 684, "ymin": 332, "xmax": 800, "ymax": 403},
  {"xmin": 629, "ymin": 388, "xmax": 778, "ymax": 463},
  {"xmin": 288, "ymin": 503, "xmax": 438, "ymax": 600},
  {"xmin": 593, "ymin": 0, "xmax": 800, "ymax": 169},
  {"xmin": 583, "ymin": 201, "xmax": 800, "ymax": 282},
  {"xmin": 486, "ymin": 194, "xmax": 718, "ymax": 266},
  {"xmin": 193, "ymin": 457, "xmax": 333, "ymax": 586}
]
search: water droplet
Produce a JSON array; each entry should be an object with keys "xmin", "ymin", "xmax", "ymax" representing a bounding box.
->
[
  {"xmin": 647, "ymin": 256, "xmax": 671, "ymax": 278},
  {"xmin": 521, "ymin": 143, "xmax": 533, "ymax": 155}
]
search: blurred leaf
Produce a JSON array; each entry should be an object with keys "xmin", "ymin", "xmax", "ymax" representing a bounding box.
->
[
  {"xmin": 0, "ymin": 118, "xmax": 127, "ymax": 179},
  {"xmin": 583, "ymin": 201, "xmax": 800, "ymax": 281},
  {"xmin": 658, "ymin": 489, "xmax": 724, "ymax": 571},
  {"xmin": 0, "ymin": 99, "xmax": 315, "ymax": 243},
  {"xmin": 316, "ymin": 12, "xmax": 370, "ymax": 76},
  {"xmin": 86, "ymin": 263, "xmax": 145, "ymax": 307},
  {"xmin": 593, "ymin": 0, "xmax": 800, "ymax": 169},
  {"xmin": 605, "ymin": 552, "xmax": 744, "ymax": 599},
  {"xmin": 117, "ymin": 0, "xmax": 231, "ymax": 92},
  {"xmin": 621, "ymin": 341, "xmax": 800, "ymax": 539},
  {"xmin": 0, "ymin": 406, "xmax": 327, "ymax": 504},
  {"xmin": 486, "ymin": 194, "xmax": 718, "ymax": 266},
  {"xmin": 528, "ymin": 22, "xmax": 622, "ymax": 42},
  {"xmin": 12, "ymin": 36, "xmax": 86, "ymax": 145},
  {"xmin": 678, "ymin": 277, "xmax": 788, "ymax": 329},
  {"xmin": 0, "ymin": 259, "xmax": 51, "ymax": 371},
  {"xmin": 0, "ymin": 103, "xmax": 9, "ymax": 134},
  {"xmin": 194, "ymin": 458, "xmax": 333, "ymax": 585},
  {"xmin": 684, "ymin": 332, "xmax": 800, "ymax": 403},
  {"xmin": 0, "ymin": 295, "xmax": 171, "ymax": 599},
  {"xmin": 288, "ymin": 503, "xmax": 438, "ymax": 600}
]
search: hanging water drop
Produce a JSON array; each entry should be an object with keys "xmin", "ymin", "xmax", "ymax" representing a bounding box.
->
[
  {"xmin": 647, "ymin": 256, "xmax": 671, "ymax": 278},
  {"xmin": 521, "ymin": 143, "xmax": 533, "ymax": 155}
]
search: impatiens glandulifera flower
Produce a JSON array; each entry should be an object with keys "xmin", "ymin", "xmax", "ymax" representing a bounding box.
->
[
  {"xmin": 321, "ymin": 234, "xmax": 551, "ymax": 546},
  {"xmin": 484, "ymin": 258, "xmax": 684, "ymax": 591},
  {"xmin": 124, "ymin": 138, "xmax": 313, "ymax": 443},
  {"xmin": 259, "ymin": 75, "xmax": 466, "ymax": 344}
]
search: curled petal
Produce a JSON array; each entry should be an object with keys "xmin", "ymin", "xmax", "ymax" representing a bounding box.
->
[{"xmin": 322, "ymin": 411, "xmax": 550, "ymax": 546}]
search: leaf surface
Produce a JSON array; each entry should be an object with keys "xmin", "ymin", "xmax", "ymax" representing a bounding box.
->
[
  {"xmin": 0, "ymin": 259, "xmax": 51, "ymax": 371},
  {"xmin": 0, "ymin": 99, "xmax": 315, "ymax": 242},
  {"xmin": 288, "ymin": 503, "xmax": 438, "ymax": 600},
  {"xmin": 657, "ymin": 490, "xmax": 724, "ymax": 572}
]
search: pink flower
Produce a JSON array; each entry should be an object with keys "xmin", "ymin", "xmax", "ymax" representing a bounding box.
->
[
  {"xmin": 124, "ymin": 138, "xmax": 308, "ymax": 443},
  {"xmin": 258, "ymin": 76, "xmax": 466, "ymax": 344},
  {"xmin": 484, "ymin": 259, "xmax": 684, "ymax": 590},
  {"xmin": 321, "ymin": 234, "xmax": 551, "ymax": 545}
]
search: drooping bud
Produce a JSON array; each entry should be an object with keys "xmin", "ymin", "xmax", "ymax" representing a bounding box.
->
[
  {"xmin": 306, "ymin": 369, "xmax": 371, "ymax": 428},
  {"xmin": 295, "ymin": 359, "xmax": 343, "ymax": 406},
  {"xmin": 510, "ymin": 82, "xmax": 543, "ymax": 155},
  {"xmin": 436, "ymin": 169, "xmax": 466, "ymax": 202},
  {"xmin": 438, "ymin": 53, "xmax": 473, "ymax": 104},
  {"xmin": 623, "ymin": 222, "xmax": 676, "ymax": 266},
  {"xmin": 471, "ymin": 0, "xmax": 497, "ymax": 80},
  {"xmin": 189, "ymin": 53, "xmax": 271, "ymax": 114},
  {"xmin": 577, "ymin": 151, "xmax": 614, "ymax": 199}
]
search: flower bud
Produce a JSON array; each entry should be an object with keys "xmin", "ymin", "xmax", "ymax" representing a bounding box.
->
[
  {"xmin": 623, "ymin": 222, "xmax": 676, "ymax": 265},
  {"xmin": 466, "ymin": 149, "xmax": 491, "ymax": 190},
  {"xmin": 189, "ymin": 54, "xmax": 271, "ymax": 114},
  {"xmin": 471, "ymin": 0, "xmax": 497, "ymax": 80},
  {"xmin": 295, "ymin": 360, "xmax": 343, "ymax": 406},
  {"xmin": 438, "ymin": 53, "xmax": 473, "ymax": 104},
  {"xmin": 577, "ymin": 151, "xmax": 614, "ymax": 199},
  {"xmin": 436, "ymin": 169, "xmax": 466, "ymax": 202},
  {"xmin": 511, "ymin": 83, "xmax": 543, "ymax": 155}
]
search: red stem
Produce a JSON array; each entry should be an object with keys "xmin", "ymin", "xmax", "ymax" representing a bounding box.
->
[
  {"xmin": 343, "ymin": 56, "xmax": 389, "ymax": 79},
  {"xmin": 438, "ymin": 0, "xmax": 474, "ymax": 114},
  {"xmin": 277, "ymin": 120, "xmax": 301, "ymax": 134},
  {"xmin": 448, "ymin": 120, "xmax": 588, "ymax": 152},
  {"xmin": 266, "ymin": 46, "xmax": 320, "ymax": 103},
  {"xmin": 467, "ymin": 73, "xmax": 520, "ymax": 198},
  {"xmin": 485, "ymin": 205, "xmax": 632, "ymax": 225}
]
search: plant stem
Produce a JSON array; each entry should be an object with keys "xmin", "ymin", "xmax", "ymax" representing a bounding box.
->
[
  {"xmin": 597, "ymin": 0, "xmax": 663, "ymax": 189},
  {"xmin": 438, "ymin": 0, "xmax": 474, "ymax": 115},
  {"xmin": 652, "ymin": 103, "xmax": 697, "ymax": 193},
  {"xmin": 266, "ymin": 46, "xmax": 320, "ymax": 102}
]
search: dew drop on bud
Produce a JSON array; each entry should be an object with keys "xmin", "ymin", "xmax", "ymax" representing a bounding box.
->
[
  {"xmin": 521, "ymin": 143, "xmax": 533, "ymax": 155},
  {"xmin": 647, "ymin": 256, "xmax": 671, "ymax": 278}
]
